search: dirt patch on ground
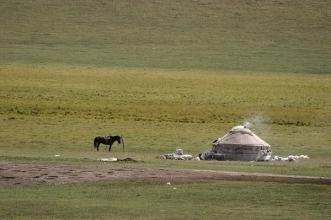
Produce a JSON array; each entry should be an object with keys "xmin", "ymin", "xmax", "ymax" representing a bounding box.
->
[{"xmin": 0, "ymin": 163, "xmax": 330, "ymax": 186}]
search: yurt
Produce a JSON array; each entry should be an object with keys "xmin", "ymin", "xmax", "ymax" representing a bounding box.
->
[{"xmin": 200, "ymin": 125, "xmax": 272, "ymax": 161}]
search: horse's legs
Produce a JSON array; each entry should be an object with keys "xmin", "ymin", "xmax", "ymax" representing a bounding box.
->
[
  {"xmin": 109, "ymin": 140, "xmax": 115, "ymax": 152},
  {"xmin": 96, "ymin": 143, "xmax": 100, "ymax": 151}
]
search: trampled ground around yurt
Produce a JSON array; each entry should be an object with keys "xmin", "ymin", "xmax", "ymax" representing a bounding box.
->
[{"xmin": 1, "ymin": 163, "xmax": 330, "ymax": 186}]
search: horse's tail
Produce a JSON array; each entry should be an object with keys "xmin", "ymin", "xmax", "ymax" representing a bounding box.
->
[{"xmin": 121, "ymin": 135, "xmax": 125, "ymax": 152}]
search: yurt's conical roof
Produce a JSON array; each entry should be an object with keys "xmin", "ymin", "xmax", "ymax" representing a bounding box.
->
[{"xmin": 216, "ymin": 125, "xmax": 270, "ymax": 147}]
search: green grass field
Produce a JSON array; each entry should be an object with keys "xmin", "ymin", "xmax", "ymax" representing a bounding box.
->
[
  {"xmin": 0, "ymin": 0, "xmax": 330, "ymax": 219},
  {"xmin": 1, "ymin": 181, "xmax": 331, "ymax": 220},
  {"xmin": 1, "ymin": 0, "xmax": 330, "ymax": 73},
  {"xmin": 0, "ymin": 65, "xmax": 330, "ymax": 178}
]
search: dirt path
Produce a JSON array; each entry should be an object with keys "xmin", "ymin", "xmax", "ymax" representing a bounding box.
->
[{"xmin": 1, "ymin": 163, "xmax": 330, "ymax": 186}]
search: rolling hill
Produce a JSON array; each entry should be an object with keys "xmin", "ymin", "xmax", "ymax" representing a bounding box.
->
[{"xmin": 0, "ymin": 0, "xmax": 330, "ymax": 73}]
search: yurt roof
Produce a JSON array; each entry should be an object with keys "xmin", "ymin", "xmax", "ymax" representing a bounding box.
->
[{"xmin": 216, "ymin": 125, "xmax": 270, "ymax": 147}]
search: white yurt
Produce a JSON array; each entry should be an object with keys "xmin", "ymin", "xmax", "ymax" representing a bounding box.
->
[{"xmin": 201, "ymin": 125, "xmax": 272, "ymax": 161}]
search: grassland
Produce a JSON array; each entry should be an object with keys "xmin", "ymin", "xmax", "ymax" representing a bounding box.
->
[
  {"xmin": 0, "ymin": 0, "xmax": 331, "ymax": 219},
  {"xmin": 1, "ymin": 181, "xmax": 331, "ymax": 220},
  {"xmin": 0, "ymin": 0, "xmax": 330, "ymax": 73},
  {"xmin": 0, "ymin": 65, "xmax": 330, "ymax": 177}
]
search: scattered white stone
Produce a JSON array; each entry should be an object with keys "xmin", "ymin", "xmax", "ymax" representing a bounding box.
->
[
  {"xmin": 175, "ymin": 149, "xmax": 183, "ymax": 155},
  {"xmin": 100, "ymin": 157, "xmax": 118, "ymax": 162},
  {"xmin": 166, "ymin": 182, "xmax": 171, "ymax": 185},
  {"xmin": 272, "ymin": 155, "xmax": 309, "ymax": 162},
  {"xmin": 264, "ymin": 154, "xmax": 272, "ymax": 161},
  {"xmin": 54, "ymin": 154, "xmax": 61, "ymax": 157},
  {"xmin": 193, "ymin": 157, "xmax": 201, "ymax": 161},
  {"xmin": 160, "ymin": 149, "xmax": 193, "ymax": 160}
]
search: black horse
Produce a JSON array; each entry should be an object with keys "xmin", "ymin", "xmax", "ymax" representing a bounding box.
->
[{"xmin": 93, "ymin": 135, "xmax": 124, "ymax": 152}]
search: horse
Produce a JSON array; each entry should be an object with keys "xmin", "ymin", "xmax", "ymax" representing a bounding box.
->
[{"xmin": 93, "ymin": 135, "xmax": 124, "ymax": 152}]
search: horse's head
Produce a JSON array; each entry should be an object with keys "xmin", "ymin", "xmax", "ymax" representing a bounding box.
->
[{"xmin": 116, "ymin": 136, "xmax": 121, "ymax": 144}]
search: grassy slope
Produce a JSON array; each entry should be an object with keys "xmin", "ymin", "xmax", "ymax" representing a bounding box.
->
[
  {"xmin": 0, "ymin": 65, "xmax": 330, "ymax": 176},
  {"xmin": 0, "ymin": 0, "xmax": 330, "ymax": 73},
  {"xmin": 0, "ymin": 0, "xmax": 330, "ymax": 176},
  {"xmin": 1, "ymin": 181, "xmax": 331, "ymax": 220}
]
